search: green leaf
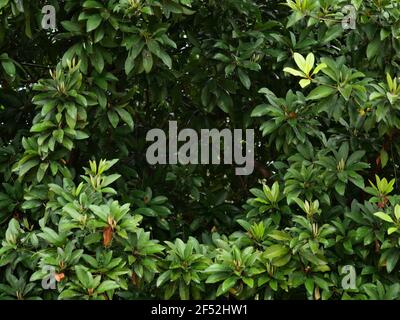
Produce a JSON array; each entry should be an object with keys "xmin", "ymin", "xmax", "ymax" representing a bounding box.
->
[
  {"xmin": 213, "ymin": 53, "xmax": 230, "ymax": 63},
  {"xmin": 366, "ymin": 37, "xmax": 380, "ymax": 60},
  {"xmin": 349, "ymin": 174, "xmax": 365, "ymax": 189},
  {"xmin": 75, "ymin": 266, "xmax": 92, "ymax": 288},
  {"xmin": 307, "ymin": 86, "xmax": 336, "ymax": 100},
  {"xmin": 75, "ymin": 131, "xmax": 89, "ymax": 140},
  {"xmin": 251, "ymin": 104, "xmax": 269, "ymax": 117},
  {"xmin": 115, "ymin": 108, "xmax": 134, "ymax": 130},
  {"xmin": 92, "ymin": 50, "xmax": 104, "ymax": 73},
  {"xmin": 206, "ymin": 273, "xmax": 229, "ymax": 284},
  {"xmin": 36, "ymin": 162, "xmax": 49, "ymax": 182},
  {"xmin": 305, "ymin": 278, "xmax": 314, "ymax": 296},
  {"xmin": 237, "ymin": 68, "xmax": 251, "ymax": 89},
  {"xmin": 89, "ymin": 205, "xmax": 108, "ymax": 222},
  {"xmin": 322, "ymin": 24, "xmax": 343, "ymax": 43},
  {"xmin": 107, "ymin": 110, "xmax": 119, "ymax": 128},
  {"xmin": 217, "ymin": 91, "xmax": 233, "ymax": 113},
  {"xmin": 96, "ymin": 280, "xmax": 119, "ymax": 293},
  {"xmin": 125, "ymin": 55, "xmax": 135, "ymax": 75},
  {"xmin": 58, "ymin": 289, "xmax": 80, "ymax": 299},
  {"xmin": 179, "ymin": 280, "xmax": 190, "ymax": 300},
  {"xmin": 205, "ymin": 264, "xmax": 231, "ymax": 273},
  {"xmin": 83, "ymin": 1, "xmax": 103, "ymax": 9},
  {"xmin": 221, "ymin": 277, "xmax": 238, "ymax": 294},
  {"xmin": 157, "ymin": 270, "xmax": 172, "ymax": 287},
  {"xmin": 101, "ymin": 173, "xmax": 121, "ymax": 187},
  {"xmin": 1, "ymin": 60, "xmax": 15, "ymax": 77},
  {"xmin": 268, "ymin": 230, "xmax": 292, "ymax": 241},
  {"xmin": 142, "ymin": 50, "xmax": 153, "ymax": 73},
  {"xmin": 242, "ymin": 278, "xmax": 254, "ymax": 288},
  {"xmin": 313, "ymin": 276, "xmax": 330, "ymax": 291},
  {"xmin": 141, "ymin": 6, "xmax": 153, "ymax": 15},
  {"xmin": 147, "ymin": 40, "xmax": 172, "ymax": 68},
  {"xmin": 0, "ymin": 0, "xmax": 10, "ymax": 10},
  {"xmin": 130, "ymin": 38, "xmax": 145, "ymax": 59},
  {"xmin": 61, "ymin": 21, "xmax": 81, "ymax": 32},
  {"xmin": 386, "ymin": 251, "xmax": 400, "ymax": 273},
  {"xmin": 30, "ymin": 121, "xmax": 55, "ymax": 133},
  {"xmin": 260, "ymin": 121, "xmax": 278, "ymax": 136},
  {"xmin": 17, "ymin": 159, "xmax": 39, "ymax": 177},
  {"xmin": 66, "ymin": 104, "xmax": 77, "ymax": 122},
  {"xmin": 335, "ymin": 181, "xmax": 346, "ymax": 195},
  {"xmin": 263, "ymin": 244, "xmax": 289, "ymax": 260},
  {"xmin": 380, "ymin": 149, "xmax": 389, "ymax": 168},
  {"xmin": 134, "ymin": 207, "xmax": 157, "ymax": 217},
  {"xmin": 86, "ymin": 15, "xmax": 102, "ymax": 32}
]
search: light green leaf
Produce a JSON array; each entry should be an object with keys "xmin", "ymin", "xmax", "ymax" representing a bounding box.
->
[
  {"xmin": 293, "ymin": 52, "xmax": 306, "ymax": 73},
  {"xmin": 299, "ymin": 79, "xmax": 311, "ymax": 88},
  {"xmin": 283, "ymin": 67, "xmax": 305, "ymax": 77},
  {"xmin": 374, "ymin": 212, "xmax": 393, "ymax": 223}
]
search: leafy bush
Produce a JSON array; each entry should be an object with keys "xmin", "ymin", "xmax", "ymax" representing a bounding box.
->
[{"xmin": 1, "ymin": 0, "xmax": 400, "ymax": 300}]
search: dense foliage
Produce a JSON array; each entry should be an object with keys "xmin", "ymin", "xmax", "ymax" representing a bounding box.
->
[{"xmin": 1, "ymin": 0, "xmax": 400, "ymax": 300}]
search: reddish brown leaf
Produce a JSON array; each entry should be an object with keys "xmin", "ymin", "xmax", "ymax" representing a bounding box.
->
[
  {"xmin": 103, "ymin": 226, "xmax": 113, "ymax": 247},
  {"xmin": 376, "ymin": 155, "xmax": 381, "ymax": 168},
  {"xmin": 55, "ymin": 273, "xmax": 65, "ymax": 282},
  {"xmin": 131, "ymin": 272, "xmax": 139, "ymax": 286}
]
